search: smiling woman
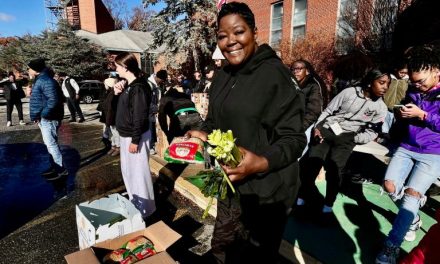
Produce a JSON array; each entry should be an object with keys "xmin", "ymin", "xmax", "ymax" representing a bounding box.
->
[{"xmin": 186, "ymin": 2, "xmax": 307, "ymax": 263}]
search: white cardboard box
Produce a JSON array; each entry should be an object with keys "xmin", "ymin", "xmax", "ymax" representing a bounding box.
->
[
  {"xmin": 76, "ymin": 193, "xmax": 146, "ymax": 249},
  {"xmin": 65, "ymin": 221, "xmax": 181, "ymax": 264}
]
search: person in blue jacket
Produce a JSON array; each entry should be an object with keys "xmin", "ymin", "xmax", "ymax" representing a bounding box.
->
[{"xmin": 28, "ymin": 58, "xmax": 66, "ymax": 180}]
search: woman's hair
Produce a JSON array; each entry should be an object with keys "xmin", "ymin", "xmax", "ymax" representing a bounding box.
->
[
  {"xmin": 115, "ymin": 52, "xmax": 141, "ymax": 77},
  {"xmin": 218, "ymin": 2, "xmax": 255, "ymax": 30},
  {"xmin": 404, "ymin": 44, "xmax": 440, "ymax": 72},
  {"xmin": 361, "ymin": 68, "xmax": 390, "ymax": 89}
]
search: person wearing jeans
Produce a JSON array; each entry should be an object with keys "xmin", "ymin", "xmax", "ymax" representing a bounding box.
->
[
  {"xmin": 38, "ymin": 118, "xmax": 64, "ymax": 172},
  {"xmin": 376, "ymin": 45, "xmax": 440, "ymax": 264},
  {"xmin": 28, "ymin": 58, "xmax": 67, "ymax": 180}
]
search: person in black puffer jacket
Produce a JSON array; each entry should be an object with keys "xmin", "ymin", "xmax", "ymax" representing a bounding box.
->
[
  {"xmin": 291, "ymin": 59, "xmax": 327, "ymax": 157},
  {"xmin": 114, "ymin": 52, "xmax": 155, "ymax": 220}
]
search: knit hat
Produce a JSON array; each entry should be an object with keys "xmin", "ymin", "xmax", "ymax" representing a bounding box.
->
[
  {"xmin": 28, "ymin": 58, "xmax": 46, "ymax": 72},
  {"xmin": 156, "ymin": 70, "xmax": 168, "ymax": 81}
]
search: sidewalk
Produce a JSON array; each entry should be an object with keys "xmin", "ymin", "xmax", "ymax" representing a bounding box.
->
[{"xmin": 0, "ymin": 102, "xmax": 216, "ymax": 263}]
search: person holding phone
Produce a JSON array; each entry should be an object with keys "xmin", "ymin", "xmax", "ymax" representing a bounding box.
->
[{"xmin": 376, "ymin": 45, "xmax": 440, "ymax": 264}]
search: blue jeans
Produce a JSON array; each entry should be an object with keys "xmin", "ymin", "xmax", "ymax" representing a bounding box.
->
[
  {"xmin": 384, "ymin": 147, "xmax": 440, "ymax": 246},
  {"xmin": 38, "ymin": 118, "xmax": 64, "ymax": 171}
]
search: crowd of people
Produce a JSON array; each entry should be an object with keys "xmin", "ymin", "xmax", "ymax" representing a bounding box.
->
[{"xmin": 2, "ymin": 1, "xmax": 440, "ymax": 264}]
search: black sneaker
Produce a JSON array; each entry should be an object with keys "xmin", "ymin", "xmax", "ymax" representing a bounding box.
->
[
  {"xmin": 78, "ymin": 118, "xmax": 85, "ymax": 123},
  {"xmin": 68, "ymin": 119, "xmax": 76, "ymax": 122}
]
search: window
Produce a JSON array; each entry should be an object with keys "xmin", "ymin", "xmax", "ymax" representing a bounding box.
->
[
  {"xmin": 336, "ymin": 0, "xmax": 357, "ymax": 53},
  {"xmin": 292, "ymin": 0, "xmax": 307, "ymax": 40},
  {"xmin": 270, "ymin": 2, "xmax": 283, "ymax": 47}
]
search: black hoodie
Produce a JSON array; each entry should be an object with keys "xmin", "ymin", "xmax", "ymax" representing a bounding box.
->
[
  {"xmin": 203, "ymin": 44, "xmax": 306, "ymax": 206},
  {"xmin": 116, "ymin": 77, "xmax": 151, "ymax": 144}
]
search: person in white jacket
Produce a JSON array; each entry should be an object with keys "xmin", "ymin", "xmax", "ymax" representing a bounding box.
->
[{"xmin": 58, "ymin": 72, "xmax": 85, "ymax": 123}]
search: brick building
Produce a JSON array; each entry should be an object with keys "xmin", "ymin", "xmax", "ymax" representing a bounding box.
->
[
  {"xmin": 63, "ymin": 0, "xmax": 115, "ymax": 34},
  {"xmin": 239, "ymin": 0, "xmax": 413, "ymax": 52},
  {"xmin": 240, "ymin": 0, "xmax": 344, "ymax": 48}
]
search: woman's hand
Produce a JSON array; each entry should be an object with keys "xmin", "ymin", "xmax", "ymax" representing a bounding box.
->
[
  {"xmin": 114, "ymin": 80, "xmax": 127, "ymax": 95},
  {"xmin": 400, "ymin": 103, "xmax": 426, "ymax": 120},
  {"xmin": 129, "ymin": 143, "xmax": 139, "ymax": 153},
  {"xmin": 184, "ymin": 130, "xmax": 208, "ymax": 142},
  {"xmin": 313, "ymin": 128, "xmax": 324, "ymax": 144},
  {"xmin": 223, "ymin": 146, "xmax": 269, "ymax": 182}
]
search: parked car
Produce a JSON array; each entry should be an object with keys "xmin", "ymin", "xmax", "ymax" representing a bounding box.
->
[
  {"xmin": 78, "ymin": 80, "xmax": 105, "ymax": 104},
  {"xmin": 0, "ymin": 85, "xmax": 4, "ymax": 99}
]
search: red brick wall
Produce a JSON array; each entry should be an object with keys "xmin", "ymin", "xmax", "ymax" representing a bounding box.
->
[
  {"xmin": 240, "ymin": 0, "xmax": 340, "ymax": 45},
  {"xmin": 78, "ymin": 0, "xmax": 114, "ymax": 34},
  {"xmin": 307, "ymin": 0, "xmax": 339, "ymax": 42},
  {"xmin": 94, "ymin": 0, "xmax": 115, "ymax": 33}
]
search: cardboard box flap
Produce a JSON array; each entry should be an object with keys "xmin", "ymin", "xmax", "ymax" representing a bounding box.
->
[
  {"xmin": 65, "ymin": 248, "xmax": 100, "ymax": 264},
  {"xmin": 77, "ymin": 205, "xmax": 127, "ymax": 229},
  {"xmin": 94, "ymin": 221, "xmax": 181, "ymax": 252},
  {"xmin": 143, "ymin": 221, "xmax": 182, "ymax": 252}
]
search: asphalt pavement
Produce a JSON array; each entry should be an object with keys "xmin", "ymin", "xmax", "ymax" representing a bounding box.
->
[{"xmin": 0, "ymin": 99, "xmax": 218, "ymax": 264}]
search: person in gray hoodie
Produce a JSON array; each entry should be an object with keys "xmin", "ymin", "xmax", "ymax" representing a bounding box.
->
[{"xmin": 298, "ymin": 68, "xmax": 389, "ymax": 216}]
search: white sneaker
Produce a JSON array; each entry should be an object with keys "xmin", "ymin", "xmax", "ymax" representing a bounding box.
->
[
  {"xmin": 6, "ymin": 121, "xmax": 11, "ymax": 127},
  {"xmin": 404, "ymin": 215, "xmax": 422, "ymax": 242},
  {"xmin": 19, "ymin": 120, "xmax": 26, "ymax": 125},
  {"xmin": 149, "ymin": 149, "xmax": 157, "ymax": 155}
]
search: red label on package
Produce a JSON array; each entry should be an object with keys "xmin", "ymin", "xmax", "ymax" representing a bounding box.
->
[{"xmin": 169, "ymin": 142, "xmax": 199, "ymax": 161}]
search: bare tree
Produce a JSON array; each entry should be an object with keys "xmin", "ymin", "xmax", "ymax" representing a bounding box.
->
[
  {"xmin": 127, "ymin": 7, "xmax": 156, "ymax": 32},
  {"xmin": 337, "ymin": 0, "xmax": 399, "ymax": 53},
  {"xmin": 102, "ymin": 0, "xmax": 129, "ymax": 29}
]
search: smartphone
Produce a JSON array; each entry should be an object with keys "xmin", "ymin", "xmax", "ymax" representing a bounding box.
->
[{"xmin": 393, "ymin": 104, "xmax": 405, "ymax": 109}]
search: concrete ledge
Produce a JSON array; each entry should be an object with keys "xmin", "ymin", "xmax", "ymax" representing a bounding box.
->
[
  {"xmin": 353, "ymin": 141, "xmax": 389, "ymax": 157},
  {"xmin": 149, "ymin": 156, "xmax": 217, "ymax": 217}
]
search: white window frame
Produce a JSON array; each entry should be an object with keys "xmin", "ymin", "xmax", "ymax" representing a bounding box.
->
[
  {"xmin": 291, "ymin": 0, "xmax": 307, "ymax": 40},
  {"xmin": 270, "ymin": 1, "xmax": 284, "ymax": 47}
]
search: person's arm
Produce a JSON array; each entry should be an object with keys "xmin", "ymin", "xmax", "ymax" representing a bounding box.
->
[
  {"xmin": 70, "ymin": 78, "xmax": 80, "ymax": 99},
  {"xmin": 303, "ymin": 82, "xmax": 323, "ymax": 129},
  {"xmin": 400, "ymin": 102, "xmax": 440, "ymax": 133},
  {"xmin": 40, "ymin": 79, "xmax": 59, "ymax": 119},
  {"xmin": 130, "ymin": 85, "xmax": 150, "ymax": 147},
  {"xmin": 158, "ymin": 97, "xmax": 169, "ymax": 135},
  {"xmin": 228, "ymin": 69, "xmax": 306, "ymax": 180},
  {"xmin": 315, "ymin": 87, "xmax": 349, "ymax": 126}
]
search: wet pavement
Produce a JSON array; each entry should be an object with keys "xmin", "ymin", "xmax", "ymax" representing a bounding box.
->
[{"xmin": 0, "ymin": 100, "xmax": 220, "ymax": 264}]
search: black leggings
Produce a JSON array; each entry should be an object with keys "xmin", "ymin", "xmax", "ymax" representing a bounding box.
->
[
  {"xmin": 6, "ymin": 98, "xmax": 23, "ymax": 121},
  {"xmin": 299, "ymin": 127, "xmax": 356, "ymax": 207}
]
